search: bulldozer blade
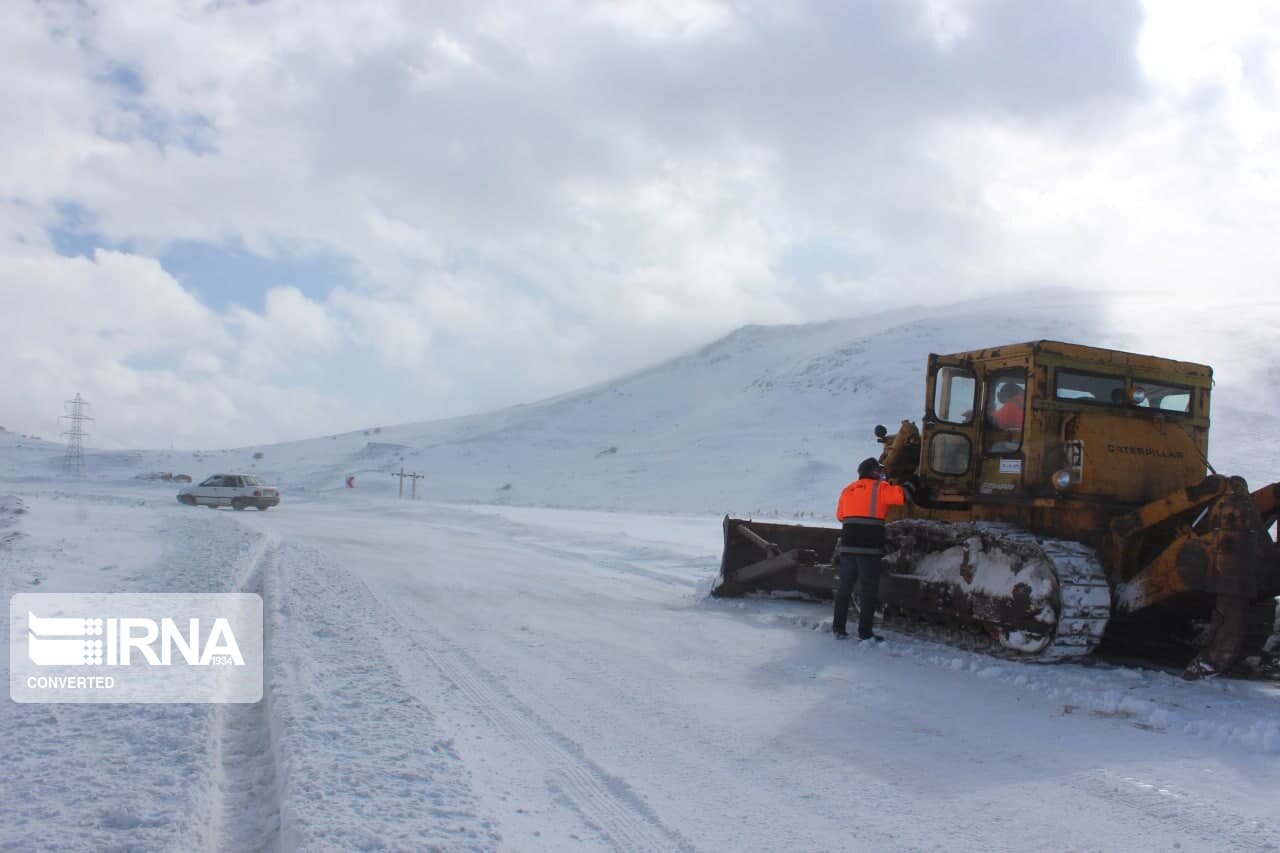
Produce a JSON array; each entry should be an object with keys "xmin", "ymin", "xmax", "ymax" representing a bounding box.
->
[{"xmin": 712, "ymin": 516, "xmax": 842, "ymax": 598}]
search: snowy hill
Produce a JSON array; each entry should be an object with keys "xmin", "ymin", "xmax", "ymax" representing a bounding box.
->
[
  {"xmin": 3, "ymin": 290, "xmax": 1279, "ymax": 851},
  {"xmin": 3, "ymin": 289, "xmax": 1278, "ymax": 516}
]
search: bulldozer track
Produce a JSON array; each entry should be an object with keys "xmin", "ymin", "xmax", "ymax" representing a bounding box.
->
[
  {"xmin": 881, "ymin": 521, "xmax": 1111, "ymax": 664},
  {"xmin": 1022, "ymin": 529, "xmax": 1112, "ymax": 660}
]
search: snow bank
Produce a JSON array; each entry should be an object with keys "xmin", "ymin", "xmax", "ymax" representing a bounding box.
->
[{"xmin": 0, "ymin": 495, "xmax": 264, "ymax": 849}]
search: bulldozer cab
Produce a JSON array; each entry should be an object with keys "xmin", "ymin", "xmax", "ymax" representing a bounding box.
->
[{"xmin": 916, "ymin": 342, "xmax": 1212, "ymax": 511}]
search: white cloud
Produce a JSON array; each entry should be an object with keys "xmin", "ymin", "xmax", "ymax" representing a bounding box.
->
[
  {"xmin": 913, "ymin": 0, "xmax": 984, "ymax": 51},
  {"xmin": 0, "ymin": 251, "xmax": 336, "ymax": 448},
  {"xmin": 330, "ymin": 288, "xmax": 433, "ymax": 369},
  {"xmin": 1, "ymin": 0, "xmax": 1277, "ymax": 447},
  {"xmin": 0, "ymin": 250, "xmax": 223, "ymax": 356},
  {"xmin": 180, "ymin": 351, "xmax": 222, "ymax": 375},
  {"xmin": 234, "ymin": 286, "xmax": 340, "ymax": 356},
  {"xmin": 587, "ymin": 0, "xmax": 735, "ymax": 42}
]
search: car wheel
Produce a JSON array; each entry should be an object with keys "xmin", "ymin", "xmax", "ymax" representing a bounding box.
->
[
  {"xmin": 232, "ymin": 499, "xmax": 247, "ymax": 511},
  {"xmin": 257, "ymin": 504, "xmax": 270, "ymax": 511},
  {"xmin": 178, "ymin": 494, "xmax": 196, "ymax": 506}
]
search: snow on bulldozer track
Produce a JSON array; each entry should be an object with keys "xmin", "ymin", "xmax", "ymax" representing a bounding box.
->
[{"xmin": 2, "ymin": 483, "xmax": 1279, "ymax": 851}]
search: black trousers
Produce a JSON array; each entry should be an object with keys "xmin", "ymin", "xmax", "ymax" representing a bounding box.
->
[{"xmin": 833, "ymin": 552, "xmax": 882, "ymax": 639}]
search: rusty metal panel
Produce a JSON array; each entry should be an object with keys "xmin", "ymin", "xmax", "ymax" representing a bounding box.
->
[{"xmin": 1068, "ymin": 416, "xmax": 1206, "ymax": 504}]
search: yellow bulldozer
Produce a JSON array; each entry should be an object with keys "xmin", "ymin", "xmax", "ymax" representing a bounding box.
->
[{"xmin": 713, "ymin": 340, "xmax": 1280, "ymax": 679}]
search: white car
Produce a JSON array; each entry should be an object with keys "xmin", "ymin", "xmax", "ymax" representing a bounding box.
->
[{"xmin": 177, "ymin": 473, "xmax": 280, "ymax": 511}]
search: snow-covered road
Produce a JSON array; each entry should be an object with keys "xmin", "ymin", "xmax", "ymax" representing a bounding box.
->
[{"xmin": 3, "ymin": 486, "xmax": 1279, "ymax": 851}]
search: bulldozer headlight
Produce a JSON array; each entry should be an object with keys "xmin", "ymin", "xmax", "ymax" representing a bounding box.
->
[
  {"xmin": 1052, "ymin": 469, "xmax": 1073, "ymax": 490},
  {"xmin": 1129, "ymin": 386, "xmax": 1147, "ymax": 405}
]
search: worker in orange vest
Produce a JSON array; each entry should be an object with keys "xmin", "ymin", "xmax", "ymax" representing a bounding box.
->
[
  {"xmin": 833, "ymin": 457, "xmax": 913, "ymax": 641},
  {"xmin": 992, "ymin": 383, "xmax": 1025, "ymax": 430}
]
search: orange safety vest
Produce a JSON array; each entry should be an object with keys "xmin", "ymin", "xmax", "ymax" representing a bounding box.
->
[
  {"xmin": 835, "ymin": 477, "xmax": 907, "ymax": 521},
  {"xmin": 993, "ymin": 396, "xmax": 1024, "ymax": 430}
]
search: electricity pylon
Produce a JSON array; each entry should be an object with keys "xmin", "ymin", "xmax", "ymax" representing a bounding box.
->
[{"xmin": 61, "ymin": 393, "xmax": 93, "ymax": 478}]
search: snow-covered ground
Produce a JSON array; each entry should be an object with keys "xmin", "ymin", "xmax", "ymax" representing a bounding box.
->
[
  {"xmin": 2, "ymin": 294, "xmax": 1279, "ymax": 850},
  {"xmin": 2, "ymin": 484, "xmax": 1278, "ymax": 851}
]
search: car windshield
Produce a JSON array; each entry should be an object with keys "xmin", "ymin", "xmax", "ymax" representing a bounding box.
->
[{"xmin": 244, "ymin": 475, "xmax": 265, "ymax": 486}]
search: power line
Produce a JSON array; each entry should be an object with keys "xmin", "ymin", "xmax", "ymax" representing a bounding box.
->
[{"xmin": 60, "ymin": 393, "xmax": 94, "ymax": 478}]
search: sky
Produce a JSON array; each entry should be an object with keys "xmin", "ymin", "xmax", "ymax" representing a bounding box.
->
[{"xmin": 1, "ymin": 0, "xmax": 1278, "ymax": 450}]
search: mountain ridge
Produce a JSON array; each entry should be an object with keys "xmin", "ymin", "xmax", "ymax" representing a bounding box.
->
[{"xmin": 3, "ymin": 289, "xmax": 1276, "ymax": 518}]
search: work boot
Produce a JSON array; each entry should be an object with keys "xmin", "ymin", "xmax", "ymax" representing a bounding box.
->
[
  {"xmin": 858, "ymin": 634, "xmax": 885, "ymax": 644},
  {"xmin": 833, "ymin": 630, "xmax": 849, "ymax": 640}
]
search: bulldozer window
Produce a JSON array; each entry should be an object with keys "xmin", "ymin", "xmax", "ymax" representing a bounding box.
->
[
  {"xmin": 1133, "ymin": 379, "xmax": 1192, "ymax": 414},
  {"xmin": 928, "ymin": 432, "xmax": 970, "ymax": 475},
  {"xmin": 1054, "ymin": 369, "xmax": 1124, "ymax": 407},
  {"xmin": 984, "ymin": 367, "xmax": 1026, "ymax": 454},
  {"xmin": 934, "ymin": 366, "xmax": 976, "ymax": 424}
]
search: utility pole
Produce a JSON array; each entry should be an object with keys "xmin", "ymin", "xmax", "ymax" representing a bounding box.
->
[
  {"xmin": 391, "ymin": 466, "xmax": 424, "ymax": 498},
  {"xmin": 60, "ymin": 393, "xmax": 93, "ymax": 478}
]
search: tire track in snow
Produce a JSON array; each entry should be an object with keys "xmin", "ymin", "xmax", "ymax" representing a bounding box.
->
[
  {"xmin": 380, "ymin": 625, "xmax": 695, "ymax": 853},
  {"xmin": 204, "ymin": 697, "xmax": 280, "ymax": 853},
  {"xmin": 416, "ymin": 511, "xmax": 710, "ymax": 591},
  {"xmin": 1073, "ymin": 768, "xmax": 1280, "ymax": 850},
  {"xmin": 253, "ymin": 536, "xmax": 500, "ymax": 850},
  {"xmin": 530, "ymin": 542, "xmax": 706, "ymax": 589},
  {"xmin": 202, "ymin": 534, "xmax": 281, "ymax": 853}
]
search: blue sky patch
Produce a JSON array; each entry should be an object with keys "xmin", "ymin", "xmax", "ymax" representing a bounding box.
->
[
  {"xmin": 157, "ymin": 239, "xmax": 352, "ymax": 313},
  {"xmin": 49, "ymin": 206, "xmax": 351, "ymax": 313}
]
